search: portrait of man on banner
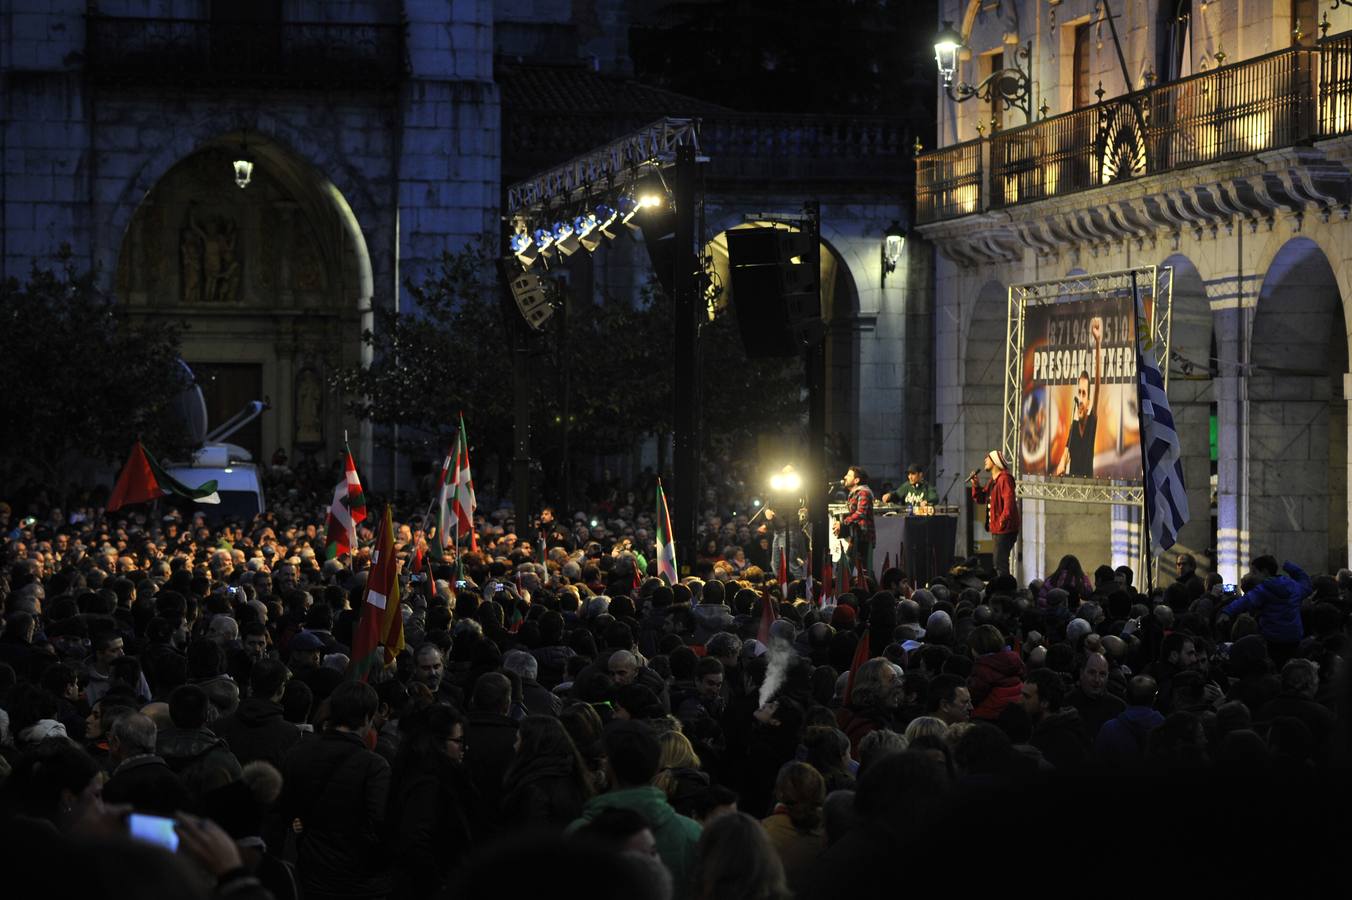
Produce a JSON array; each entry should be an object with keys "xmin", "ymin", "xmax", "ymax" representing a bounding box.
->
[{"xmin": 1019, "ymin": 295, "xmax": 1145, "ymax": 483}]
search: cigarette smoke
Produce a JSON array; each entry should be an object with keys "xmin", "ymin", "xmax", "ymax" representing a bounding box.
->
[{"xmin": 758, "ymin": 638, "xmax": 795, "ymax": 709}]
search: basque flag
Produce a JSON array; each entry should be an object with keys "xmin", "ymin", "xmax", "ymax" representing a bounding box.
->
[{"xmin": 1134, "ymin": 276, "xmax": 1189, "ymax": 552}]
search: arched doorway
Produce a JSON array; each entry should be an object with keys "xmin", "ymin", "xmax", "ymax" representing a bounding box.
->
[
  {"xmin": 114, "ymin": 135, "xmax": 372, "ymax": 467},
  {"xmin": 960, "ymin": 279, "xmax": 1007, "ymax": 556},
  {"xmin": 1249, "ymin": 237, "xmax": 1347, "ymax": 572},
  {"xmin": 1161, "ymin": 254, "xmax": 1215, "ymax": 564}
]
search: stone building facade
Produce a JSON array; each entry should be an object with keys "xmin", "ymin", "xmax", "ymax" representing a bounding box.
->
[
  {"xmin": 917, "ymin": 0, "xmax": 1352, "ymax": 582},
  {"xmin": 3, "ymin": 0, "xmax": 926, "ymax": 500},
  {"xmin": 1, "ymin": 0, "xmax": 499, "ymax": 483}
]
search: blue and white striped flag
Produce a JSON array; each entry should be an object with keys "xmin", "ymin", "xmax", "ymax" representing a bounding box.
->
[{"xmin": 1134, "ymin": 280, "xmax": 1189, "ymax": 552}]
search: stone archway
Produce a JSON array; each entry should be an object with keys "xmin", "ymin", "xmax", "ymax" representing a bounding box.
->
[
  {"xmin": 1161, "ymin": 254, "xmax": 1215, "ymax": 562},
  {"xmin": 958, "ymin": 279, "xmax": 1007, "ymax": 556},
  {"xmin": 704, "ymin": 222, "xmax": 861, "ymax": 472},
  {"xmin": 1249, "ymin": 237, "xmax": 1347, "ymax": 572},
  {"xmin": 114, "ymin": 134, "xmax": 372, "ymax": 467}
]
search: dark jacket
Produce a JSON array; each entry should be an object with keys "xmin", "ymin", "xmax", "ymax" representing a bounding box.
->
[
  {"xmin": 192, "ymin": 673, "xmax": 241, "ymax": 719},
  {"xmin": 501, "ymin": 752, "xmax": 590, "ymax": 828},
  {"xmin": 463, "ymin": 711, "xmax": 518, "ymax": 827},
  {"xmin": 157, "ymin": 725, "xmax": 243, "ymax": 803},
  {"xmin": 968, "ymin": 650, "xmax": 1025, "ymax": 721},
  {"xmin": 1094, "ymin": 706, "xmax": 1165, "ymax": 768},
  {"xmin": 1256, "ymin": 693, "xmax": 1336, "ymax": 750},
  {"xmin": 1028, "ymin": 707, "xmax": 1090, "ymax": 771},
  {"xmin": 280, "ymin": 730, "xmax": 391, "ymax": 900},
  {"xmin": 520, "ymin": 678, "xmax": 564, "ymax": 718},
  {"xmin": 1066, "ymin": 688, "xmax": 1126, "ymax": 740},
  {"xmin": 102, "ymin": 754, "xmax": 190, "ymax": 815},
  {"xmin": 212, "ymin": 697, "xmax": 303, "ymax": 769},
  {"xmin": 637, "ymin": 608, "xmax": 674, "ymax": 658},
  {"xmin": 387, "ymin": 757, "xmax": 477, "ymax": 898},
  {"xmin": 660, "ymin": 766, "xmax": 711, "ymax": 819},
  {"xmin": 530, "ymin": 644, "xmax": 575, "ymax": 690},
  {"xmin": 1223, "ymin": 562, "xmax": 1311, "ymax": 644},
  {"xmin": 692, "ymin": 603, "xmax": 736, "ymax": 646}
]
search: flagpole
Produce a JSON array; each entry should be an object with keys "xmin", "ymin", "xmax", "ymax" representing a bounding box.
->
[{"xmin": 1131, "ymin": 271, "xmax": 1155, "ymax": 596}]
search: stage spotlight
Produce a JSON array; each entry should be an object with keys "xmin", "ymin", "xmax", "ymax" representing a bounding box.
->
[
  {"xmin": 533, "ymin": 227, "xmax": 555, "ymax": 256},
  {"xmin": 576, "ymin": 212, "xmax": 603, "ymax": 252},
  {"xmin": 553, "ymin": 220, "xmax": 580, "ymax": 255},
  {"xmin": 595, "ymin": 202, "xmax": 618, "ymax": 234},
  {"xmin": 510, "ymin": 230, "xmax": 539, "ymax": 268},
  {"xmin": 618, "ymin": 195, "xmax": 641, "ymax": 228}
]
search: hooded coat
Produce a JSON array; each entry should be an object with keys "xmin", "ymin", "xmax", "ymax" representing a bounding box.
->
[
  {"xmin": 568, "ymin": 787, "xmax": 702, "ymax": 895},
  {"xmin": 157, "ymin": 725, "xmax": 243, "ymax": 802},
  {"xmin": 968, "ymin": 650, "xmax": 1026, "ymax": 721},
  {"xmin": 212, "ymin": 697, "xmax": 303, "ymax": 769},
  {"xmin": 501, "ymin": 752, "xmax": 590, "ymax": 828}
]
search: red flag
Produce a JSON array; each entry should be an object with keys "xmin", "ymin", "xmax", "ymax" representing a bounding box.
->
[
  {"xmin": 882, "ymin": 551, "xmax": 891, "ymax": 571},
  {"xmin": 777, "ymin": 546, "xmax": 789, "ymax": 600},
  {"xmin": 757, "ymin": 589, "xmax": 777, "ymax": 645},
  {"xmin": 843, "ymin": 631, "xmax": 871, "ymax": 706},
  {"xmin": 349, "ymin": 505, "xmax": 405, "ymax": 681},
  {"xmin": 822, "ymin": 556, "xmax": 835, "ymax": 606},
  {"xmin": 108, "ymin": 442, "xmax": 161, "ymax": 511}
]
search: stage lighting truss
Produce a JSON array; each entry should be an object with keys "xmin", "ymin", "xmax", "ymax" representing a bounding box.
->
[{"xmin": 505, "ymin": 117, "xmax": 702, "ymax": 270}]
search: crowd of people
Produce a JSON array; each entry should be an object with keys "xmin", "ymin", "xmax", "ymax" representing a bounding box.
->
[{"xmin": 2, "ymin": 479, "xmax": 1352, "ymax": 899}]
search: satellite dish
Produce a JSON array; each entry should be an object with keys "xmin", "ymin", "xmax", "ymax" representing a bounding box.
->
[{"xmin": 170, "ymin": 360, "xmax": 209, "ymax": 448}]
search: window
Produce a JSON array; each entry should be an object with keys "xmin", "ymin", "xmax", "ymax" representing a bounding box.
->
[{"xmin": 1073, "ymin": 23, "xmax": 1093, "ymax": 108}]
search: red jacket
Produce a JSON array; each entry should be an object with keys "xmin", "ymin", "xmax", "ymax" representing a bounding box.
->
[
  {"xmin": 971, "ymin": 470, "xmax": 1019, "ymax": 534},
  {"xmin": 968, "ymin": 650, "xmax": 1026, "ymax": 721}
]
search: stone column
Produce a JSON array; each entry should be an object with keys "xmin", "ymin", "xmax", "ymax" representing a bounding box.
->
[
  {"xmin": 1345, "ymin": 373, "xmax": 1352, "ymax": 571},
  {"xmin": 1212, "ymin": 304, "xmax": 1248, "ymax": 584}
]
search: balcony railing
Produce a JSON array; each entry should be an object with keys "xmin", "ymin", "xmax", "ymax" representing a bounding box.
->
[
  {"xmin": 85, "ymin": 15, "xmax": 406, "ymax": 90},
  {"xmin": 916, "ymin": 138, "xmax": 983, "ymax": 222},
  {"xmin": 916, "ymin": 35, "xmax": 1352, "ymax": 224}
]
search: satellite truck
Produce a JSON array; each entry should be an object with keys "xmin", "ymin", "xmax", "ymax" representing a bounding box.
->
[{"xmin": 160, "ymin": 361, "xmax": 268, "ymax": 523}]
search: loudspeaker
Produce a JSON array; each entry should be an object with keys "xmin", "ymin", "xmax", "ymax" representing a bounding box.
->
[
  {"xmin": 726, "ymin": 228, "xmax": 820, "ymax": 358},
  {"xmin": 504, "ymin": 265, "xmax": 554, "ymax": 331}
]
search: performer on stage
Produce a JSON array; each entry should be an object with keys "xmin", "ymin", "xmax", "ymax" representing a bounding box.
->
[
  {"xmin": 883, "ymin": 463, "xmax": 938, "ymax": 507},
  {"xmin": 969, "ymin": 450, "xmax": 1020, "ymax": 577},
  {"xmin": 1055, "ymin": 316, "xmax": 1103, "ymax": 478},
  {"xmin": 833, "ymin": 465, "xmax": 875, "ymax": 574}
]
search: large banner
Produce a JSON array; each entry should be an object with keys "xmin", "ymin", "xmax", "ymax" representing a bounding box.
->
[{"xmin": 1019, "ymin": 295, "xmax": 1142, "ymax": 482}]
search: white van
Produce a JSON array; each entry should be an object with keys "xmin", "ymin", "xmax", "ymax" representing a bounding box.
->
[
  {"xmin": 161, "ymin": 399, "xmax": 268, "ymax": 524},
  {"xmin": 163, "ymin": 442, "xmax": 266, "ymax": 523}
]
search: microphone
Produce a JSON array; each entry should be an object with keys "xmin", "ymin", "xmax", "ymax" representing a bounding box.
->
[{"xmin": 968, "ymin": 469, "xmax": 980, "ymax": 481}]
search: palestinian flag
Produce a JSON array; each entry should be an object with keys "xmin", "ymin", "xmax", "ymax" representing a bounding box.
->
[
  {"xmin": 324, "ymin": 445, "xmax": 366, "ymax": 559},
  {"xmin": 108, "ymin": 441, "xmax": 220, "ymax": 511},
  {"xmin": 349, "ymin": 504, "xmax": 406, "ymax": 681},
  {"xmin": 655, "ymin": 478, "xmax": 677, "ymax": 584}
]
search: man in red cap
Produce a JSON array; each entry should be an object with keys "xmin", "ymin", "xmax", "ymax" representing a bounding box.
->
[{"xmin": 969, "ymin": 450, "xmax": 1020, "ymax": 577}]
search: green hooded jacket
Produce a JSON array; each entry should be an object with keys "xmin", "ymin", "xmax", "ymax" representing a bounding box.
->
[{"xmin": 567, "ymin": 786, "xmax": 702, "ymax": 896}]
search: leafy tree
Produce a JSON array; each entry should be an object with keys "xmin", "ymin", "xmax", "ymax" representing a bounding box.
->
[
  {"xmin": 332, "ymin": 244, "xmax": 516, "ymax": 467},
  {"xmin": 0, "ymin": 248, "xmax": 191, "ymax": 500},
  {"xmin": 335, "ymin": 246, "xmax": 804, "ymax": 501}
]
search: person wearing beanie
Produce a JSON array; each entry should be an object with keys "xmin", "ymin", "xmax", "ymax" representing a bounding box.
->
[{"xmin": 969, "ymin": 450, "xmax": 1020, "ymax": 577}]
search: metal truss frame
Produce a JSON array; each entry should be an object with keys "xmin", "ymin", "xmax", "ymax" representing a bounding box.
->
[
  {"xmin": 506, "ymin": 117, "xmax": 702, "ymax": 216},
  {"xmin": 1001, "ymin": 265, "xmax": 1175, "ymax": 507}
]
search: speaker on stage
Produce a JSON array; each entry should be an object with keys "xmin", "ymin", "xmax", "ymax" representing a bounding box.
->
[{"xmin": 726, "ymin": 228, "xmax": 821, "ymax": 358}]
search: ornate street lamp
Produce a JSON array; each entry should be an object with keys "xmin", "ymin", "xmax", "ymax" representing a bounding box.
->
[
  {"xmin": 933, "ymin": 21, "xmax": 1033, "ymax": 124},
  {"xmin": 881, "ymin": 220, "xmax": 905, "ymax": 285}
]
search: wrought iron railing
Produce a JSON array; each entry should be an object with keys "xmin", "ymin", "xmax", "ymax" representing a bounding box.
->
[
  {"xmin": 916, "ymin": 36, "xmax": 1352, "ymax": 223},
  {"xmin": 915, "ymin": 138, "xmax": 983, "ymax": 222},
  {"xmin": 85, "ymin": 15, "xmax": 406, "ymax": 89}
]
